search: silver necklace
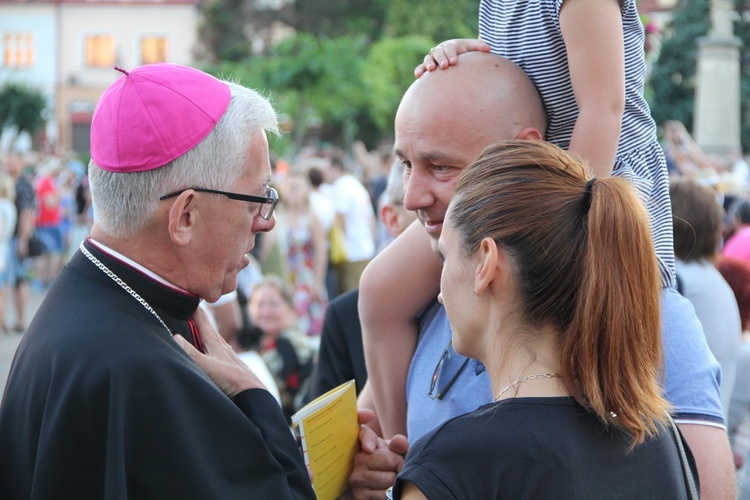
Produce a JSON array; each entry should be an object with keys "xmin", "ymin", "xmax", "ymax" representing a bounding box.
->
[
  {"xmin": 494, "ymin": 373, "xmax": 562, "ymax": 401},
  {"xmin": 80, "ymin": 242, "xmax": 174, "ymax": 337}
]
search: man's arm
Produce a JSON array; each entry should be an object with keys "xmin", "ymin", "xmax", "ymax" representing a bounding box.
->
[
  {"xmin": 661, "ymin": 288, "xmax": 734, "ymax": 498},
  {"xmin": 16, "ymin": 208, "xmax": 34, "ymax": 257},
  {"xmin": 678, "ymin": 424, "xmax": 736, "ymax": 499}
]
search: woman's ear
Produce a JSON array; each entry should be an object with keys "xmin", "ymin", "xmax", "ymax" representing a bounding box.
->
[{"xmin": 474, "ymin": 237, "xmax": 498, "ymax": 296}]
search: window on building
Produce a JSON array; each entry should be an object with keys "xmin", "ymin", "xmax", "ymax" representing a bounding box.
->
[
  {"xmin": 141, "ymin": 36, "xmax": 167, "ymax": 64},
  {"xmin": 3, "ymin": 32, "xmax": 34, "ymax": 68},
  {"xmin": 84, "ymin": 35, "xmax": 114, "ymax": 67},
  {"xmin": 72, "ymin": 122, "xmax": 91, "ymax": 154}
]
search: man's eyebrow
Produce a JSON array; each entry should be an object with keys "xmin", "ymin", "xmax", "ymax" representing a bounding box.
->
[{"xmin": 393, "ymin": 148, "xmax": 464, "ymax": 165}]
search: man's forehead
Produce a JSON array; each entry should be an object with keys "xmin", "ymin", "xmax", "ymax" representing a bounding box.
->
[
  {"xmin": 394, "ymin": 116, "xmax": 471, "ymax": 164},
  {"xmin": 393, "ymin": 115, "xmax": 485, "ymax": 166}
]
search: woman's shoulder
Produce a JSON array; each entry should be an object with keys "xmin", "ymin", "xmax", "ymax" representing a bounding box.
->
[
  {"xmin": 401, "ymin": 399, "xmax": 587, "ymax": 497},
  {"xmin": 405, "ymin": 399, "xmax": 686, "ymax": 497},
  {"xmin": 411, "ymin": 398, "xmax": 578, "ymax": 458}
]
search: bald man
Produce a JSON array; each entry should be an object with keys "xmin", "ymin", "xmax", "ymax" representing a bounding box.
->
[{"xmin": 352, "ymin": 52, "xmax": 733, "ymax": 499}]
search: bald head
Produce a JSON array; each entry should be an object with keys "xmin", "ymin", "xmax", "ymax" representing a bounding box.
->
[
  {"xmin": 394, "ymin": 53, "xmax": 546, "ymax": 240},
  {"xmin": 398, "ymin": 52, "xmax": 546, "ymax": 144}
]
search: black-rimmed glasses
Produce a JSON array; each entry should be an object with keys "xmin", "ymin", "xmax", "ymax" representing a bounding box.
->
[
  {"xmin": 159, "ymin": 186, "xmax": 279, "ymax": 220},
  {"xmin": 428, "ymin": 339, "xmax": 470, "ymax": 400}
]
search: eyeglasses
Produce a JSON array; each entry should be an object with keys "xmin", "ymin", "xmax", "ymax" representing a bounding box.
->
[
  {"xmin": 159, "ymin": 186, "xmax": 279, "ymax": 220},
  {"xmin": 428, "ymin": 339, "xmax": 470, "ymax": 400}
]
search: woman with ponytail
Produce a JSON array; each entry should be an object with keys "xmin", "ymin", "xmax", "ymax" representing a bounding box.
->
[{"xmin": 392, "ymin": 140, "xmax": 697, "ymax": 499}]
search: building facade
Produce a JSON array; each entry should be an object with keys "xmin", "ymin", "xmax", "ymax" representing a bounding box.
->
[{"xmin": 0, "ymin": 0, "xmax": 200, "ymax": 154}]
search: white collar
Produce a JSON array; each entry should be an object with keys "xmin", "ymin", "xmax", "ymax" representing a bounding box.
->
[{"xmin": 87, "ymin": 238, "xmax": 188, "ymax": 294}]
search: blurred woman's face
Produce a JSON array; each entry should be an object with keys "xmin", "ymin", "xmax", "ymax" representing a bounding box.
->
[
  {"xmin": 280, "ymin": 175, "xmax": 308, "ymax": 208},
  {"xmin": 249, "ymin": 284, "xmax": 293, "ymax": 338}
]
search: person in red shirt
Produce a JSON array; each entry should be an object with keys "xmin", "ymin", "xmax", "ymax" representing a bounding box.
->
[{"xmin": 33, "ymin": 159, "xmax": 63, "ymax": 288}]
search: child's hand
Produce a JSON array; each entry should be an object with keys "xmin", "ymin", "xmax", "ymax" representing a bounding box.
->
[{"xmin": 415, "ymin": 39, "xmax": 492, "ymax": 78}]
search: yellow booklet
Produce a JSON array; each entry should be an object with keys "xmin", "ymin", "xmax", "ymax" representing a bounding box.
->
[{"xmin": 292, "ymin": 380, "xmax": 360, "ymax": 500}]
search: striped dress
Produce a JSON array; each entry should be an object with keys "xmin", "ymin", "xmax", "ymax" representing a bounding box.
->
[{"xmin": 479, "ymin": 0, "xmax": 675, "ymax": 288}]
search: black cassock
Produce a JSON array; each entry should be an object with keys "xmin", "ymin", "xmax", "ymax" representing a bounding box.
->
[{"xmin": 0, "ymin": 239, "xmax": 314, "ymax": 499}]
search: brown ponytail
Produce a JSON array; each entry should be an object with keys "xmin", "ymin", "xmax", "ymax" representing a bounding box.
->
[
  {"xmin": 450, "ymin": 140, "xmax": 669, "ymax": 448},
  {"xmin": 564, "ymin": 174, "xmax": 668, "ymax": 448}
]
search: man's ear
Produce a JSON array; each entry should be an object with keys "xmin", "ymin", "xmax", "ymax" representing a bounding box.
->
[
  {"xmin": 380, "ymin": 204, "xmax": 400, "ymax": 239},
  {"xmin": 515, "ymin": 127, "xmax": 544, "ymax": 141},
  {"xmin": 167, "ymin": 191, "xmax": 197, "ymax": 246}
]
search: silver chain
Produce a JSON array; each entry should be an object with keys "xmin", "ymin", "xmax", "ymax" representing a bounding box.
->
[
  {"xmin": 80, "ymin": 242, "xmax": 174, "ymax": 337},
  {"xmin": 494, "ymin": 373, "xmax": 562, "ymax": 401}
]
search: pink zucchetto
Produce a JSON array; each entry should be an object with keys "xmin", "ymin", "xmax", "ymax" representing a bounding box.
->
[{"xmin": 90, "ymin": 63, "xmax": 231, "ymax": 173}]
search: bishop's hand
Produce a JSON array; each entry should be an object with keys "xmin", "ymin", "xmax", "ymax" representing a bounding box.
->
[{"xmin": 174, "ymin": 307, "xmax": 267, "ymax": 399}]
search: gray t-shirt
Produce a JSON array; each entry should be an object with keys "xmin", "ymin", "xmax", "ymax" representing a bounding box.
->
[{"xmin": 676, "ymin": 259, "xmax": 742, "ymax": 416}]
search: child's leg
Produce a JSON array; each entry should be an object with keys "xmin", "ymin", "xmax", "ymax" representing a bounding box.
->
[{"xmin": 359, "ymin": 221, "xmax": 441, "ymax": 439}]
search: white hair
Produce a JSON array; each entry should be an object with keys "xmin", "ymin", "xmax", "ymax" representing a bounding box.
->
[{"xmin": 89, "ymin": 82, "xmax": 278, "ymax": 238}]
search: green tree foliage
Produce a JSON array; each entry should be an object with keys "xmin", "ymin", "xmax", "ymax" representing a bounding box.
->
[
  {"xmin": 0, "ymin": 82, "xmax": 47, "ymax": 139},
  {"xmin": 293, "ymin": 0, "xmax": 388, "ymax": 39},
  {"xmin": 649, "ymin": 0, "xmax": 710, "ymax": 132},
  {"xmin": 361, "ymin": 36, "xmax": 435, "ymax": 132},
  {"xmin": 198, "ymin": 0, "xmax": 252, "ymax": 62},
  {"xmin": 385, "ymin": 0, "xmax": 480, "ymax": 41},
  {"xmin": 650, "ymin": 0, "xmax": 750, "ymax": 151},
  {"xmin": 733, "ymin": 0, "xmax": 750, "ymax": 150},
  {"xmin": 199, "ymin": 0, "xmax": 479, "ymax": 149},
  {"xmin": 208, "ymin": 34, "xmax": 368, "ymax": 152}
]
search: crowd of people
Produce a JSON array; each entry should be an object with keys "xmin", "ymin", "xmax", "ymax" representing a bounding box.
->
[
  {"xmin": 664, "ymin": 129, "xmax": 750, "ymax": 495},
  {"xmin": 1, "ymin": 0, "xmax": 749, "ymax": 496},
  {"xmin": 0, "ymin": 151, "xmax": 92, "ymax": 334}
]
